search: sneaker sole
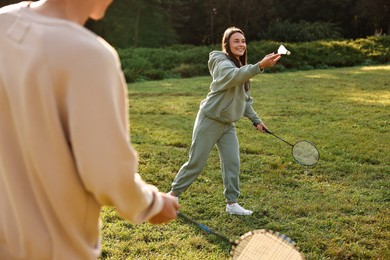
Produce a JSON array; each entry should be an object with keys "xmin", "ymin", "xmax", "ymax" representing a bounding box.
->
[{"xmin": 226, "ymin": 211, "xmax": 253, "ymax": 215}]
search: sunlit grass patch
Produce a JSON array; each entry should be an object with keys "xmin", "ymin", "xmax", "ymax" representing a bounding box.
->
[{"xmin": 100, "ymin": 65, "xmax": 390, "ymax": 259}]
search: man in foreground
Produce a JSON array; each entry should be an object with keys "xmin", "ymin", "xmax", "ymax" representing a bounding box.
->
[{"xmin": 0, "ymin": 1, "xmax": 179, "ymax": 259}]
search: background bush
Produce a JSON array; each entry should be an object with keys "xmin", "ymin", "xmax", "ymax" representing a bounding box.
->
[
  {"xmin": 262, "ymin": 20, "xmax": 343, "ymax": 42},
  {"xmin": 118, "ymin": 36, "xmax": 390, "ymax": 82}
]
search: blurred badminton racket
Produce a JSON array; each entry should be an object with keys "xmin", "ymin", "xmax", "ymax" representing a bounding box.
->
[{"xmin": 178, "ymin": 212, "xmax": 304, "ymax": 260}]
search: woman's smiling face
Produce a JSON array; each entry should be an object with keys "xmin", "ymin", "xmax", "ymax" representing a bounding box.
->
[{"xmin": 229, "ymin": 32, "xmax": 246, "ymax": 59}]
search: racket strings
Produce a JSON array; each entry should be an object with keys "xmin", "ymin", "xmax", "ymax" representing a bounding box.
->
[
  {"xmin": 231, "ymin": 230, "xmax": 304, "ymax": 260},
  {"xmin": 292, "ymin": 140, "xmax": 319, "ymax": 166},
  {"xmin": 268, "ymin": 235, "xmax": 300, "ymax": 260}
]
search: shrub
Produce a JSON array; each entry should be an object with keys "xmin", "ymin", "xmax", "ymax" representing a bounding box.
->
[
  {"xmin": 263, "ymin": 20, "xmax": 343, "ymax": 42},
  {"xmin": 354, "ymin": 36, "xmax": 390, "ymax": 63},
  {"xmin": 119, "ymin": 51, "xmax": 152, "ymax": 82},
  {"xmin": 173, "ymin": 64, "xmax": 209, "ymax": 78},
  {"xmin": 117, "ymin": 36, "xmax": 390, "ymax": 82}
]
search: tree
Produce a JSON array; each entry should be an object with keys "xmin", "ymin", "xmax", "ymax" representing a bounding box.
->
[
  {"xmin": 0, "ymin": 0, "xmax": 19, "ymax": 6},
  {"xmin": 87, "ymin": 0, "xmax": 179, "ymax": 48},
  {"xmin": 353, "ymin": 0, "xmax": 390, "ymax": 36},
  {"xmin": 1, "ymin": 0, "xmax": 389, "ymax": 47}
]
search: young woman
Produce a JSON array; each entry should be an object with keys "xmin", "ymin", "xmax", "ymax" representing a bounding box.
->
[{"xmin": 167, "ymin": 27, "xmax": 281, "ymax": 215}]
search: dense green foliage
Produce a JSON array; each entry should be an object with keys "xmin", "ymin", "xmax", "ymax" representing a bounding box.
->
[
  {"xmin": 100, "ymin": 65, "xmax": 390, "ymax": 259},
  {"xmin": 262, "ymin": 20, "xmax": 343, "ymax": 42},
  {"xmin": 118, "ymin": 36, "xmax": 390, "ymax": 82},
  {"xmin": 1, "ymin": 0, "xmax": 388, "ymax": 47},
  {"xmin": 91, "ymin": 0, "xmax": 389, "ymax": 47}
]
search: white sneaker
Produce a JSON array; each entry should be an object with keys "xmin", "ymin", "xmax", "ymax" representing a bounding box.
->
[
  {"xmin": 166, "ymin": 191, "xmax": 179, "ymax": 203},
  {"xmin": 226, "ymin": 203, "xmax": 253, "ymax": 215}
]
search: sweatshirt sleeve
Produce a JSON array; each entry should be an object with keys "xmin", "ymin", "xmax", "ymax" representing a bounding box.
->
[
  {"xmin": 59, "ymin": 38, "xmax": 163, "ymax": 223},
  {"xmin": 243, "ymin": 94, "xmax": 262, "ymax": 125},
  {"xmin": 208, "ymin": 51, "xmax": 261, "ymax": 92}
]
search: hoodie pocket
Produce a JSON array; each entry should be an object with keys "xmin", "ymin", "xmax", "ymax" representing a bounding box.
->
[{"xmin": 220, "ymin": 97, "xmax": 245, "ymax": 122}]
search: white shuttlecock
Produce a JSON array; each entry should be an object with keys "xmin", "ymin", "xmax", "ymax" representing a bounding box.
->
[{"xmin": 277, "ymin": 45, "xmax": 291, "ymax": 55}]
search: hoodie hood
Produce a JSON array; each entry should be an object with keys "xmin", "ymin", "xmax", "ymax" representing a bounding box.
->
[{"xmin": 208, "ymin": 51, "xmax": 230, "ymax": 74}]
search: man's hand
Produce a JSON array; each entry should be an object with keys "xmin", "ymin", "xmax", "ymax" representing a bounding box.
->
[{"xmin": 148, "ymin": 193, "xmax": 180, "ymax": 224}]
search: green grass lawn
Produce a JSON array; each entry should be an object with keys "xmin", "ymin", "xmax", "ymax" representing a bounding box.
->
[{"xmin": 99, "ymin": 65, "xmax": 390, "ymax": 259}]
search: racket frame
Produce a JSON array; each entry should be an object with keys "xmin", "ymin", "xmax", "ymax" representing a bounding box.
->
[
  {"xmin": 291, "ymin": 139, "xmax": 320, "ymax": 166},
  {"xmin": 178, "ymin": 212, "xmax": 304, "ymax": 259},
  {"xmin": 252, "ymin": 124, "xmax": 320, "ymax": 166}
]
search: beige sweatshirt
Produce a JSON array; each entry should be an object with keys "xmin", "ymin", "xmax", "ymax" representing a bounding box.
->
[{"xmin": 0, "ymin": 2, "xmax": 163, "ymax": 259}]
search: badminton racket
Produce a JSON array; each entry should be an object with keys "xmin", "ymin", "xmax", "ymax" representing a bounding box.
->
[
  {"xmin": 178, "ymin": 212, "xmax": 304, "ymax": 260},
  {"xmin": 253, "ymin": 124, "xmax": 319, "ymax": 166}
]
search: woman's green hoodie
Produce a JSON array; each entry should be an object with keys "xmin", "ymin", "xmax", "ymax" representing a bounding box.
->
[{"xmin": 200, "ymin": 51, "xmax": 263, "ymax": 124}]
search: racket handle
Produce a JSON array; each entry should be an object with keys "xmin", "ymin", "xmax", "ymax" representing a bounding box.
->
[
  {"xmin": 178, "ymin": 212, "xmax": 236, "ymax": 245},
  {"xmin": 262, "ymin": 128, "xmax": 294, "ymax": 147}
]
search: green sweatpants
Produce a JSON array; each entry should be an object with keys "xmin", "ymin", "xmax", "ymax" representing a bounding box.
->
[{"xmin": 171, "ymin": 110, "xmax": 241, "ymax": 202}]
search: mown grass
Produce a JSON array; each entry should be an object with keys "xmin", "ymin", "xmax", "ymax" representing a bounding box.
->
[{"xmin": 99, "ymin": 65, "xmax": 390, "ymax": 259}]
